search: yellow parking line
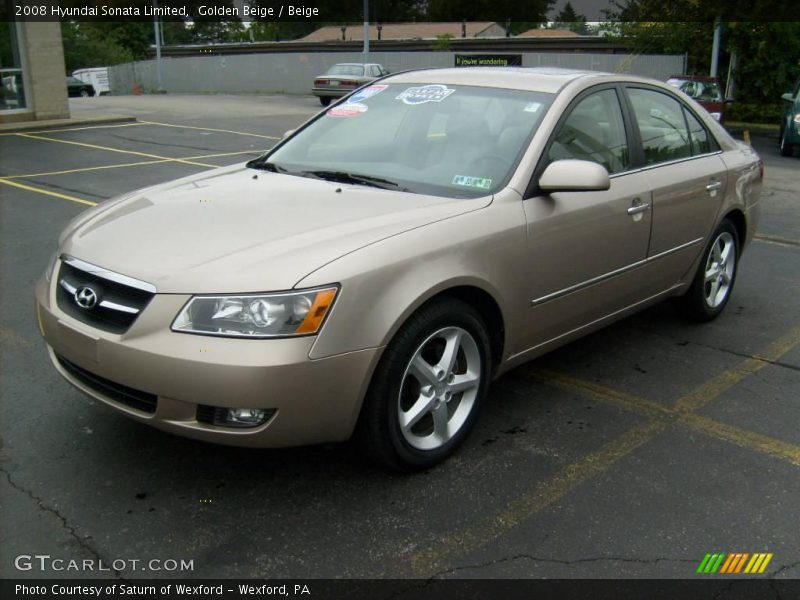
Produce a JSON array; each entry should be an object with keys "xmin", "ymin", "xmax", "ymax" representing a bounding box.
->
[
  {"xmin": 181, "ymin": 150, "xmax": 263, "ymax": 159},
  {"xmin": 528, "ymin": 368, "xmax": 669, "ymax": 418},
  {"xmin": 674, "ymin": 325, "xmax": 800, "ymax": 412},
  {"xmin": 0, "ymin": 177, "xmax": 97, "ymax": 206},
  {"xmin": 754, "ymin": 234, "xmax": 800, "ymax": 248},
  {"xmin": 533, "ymin": 368, "xmax": 800, "ymax": 468},
  {"xmin": 402, "ymin": 330, "xmax": 800, "ymax": 576},
  {"xmin": 404, "ymin": 420, "xmax": 667, "ymax": 576},
  {"xmin": 5, "ymin": 159, "xmax": 171, "ymax": 179},
  {"xmin": 17, "ymin": 133, "xmax": 217, "ymax": 168},
  {"xmin": 4, "ymin": 150, "xmax": 262, "ymax": 179},
  {"xmin": 681, "ymin": 413, "xmax": 800, "ymax": 467},
  {"xmin": 138, "ymin": 120, "xmax": 281, "ymax": 140}
]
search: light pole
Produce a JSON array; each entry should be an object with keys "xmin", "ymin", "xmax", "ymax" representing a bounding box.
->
[
  {"xmin": 710, "ymin": 16, "xmax": 722, "ymax": 77},
  {"xmin": 363, "ymin": 0, "xmax": 369, "ymax": 64},
  {"xmin": 153, "ymin": 0, "xmax": 163, "ymax": 92}
]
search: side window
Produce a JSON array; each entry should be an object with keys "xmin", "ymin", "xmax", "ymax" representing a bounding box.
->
[
  {"xmin": 547, "ymin": 89, "xmax": 629, "ymax": 174},
  {"xmin": 683, "ymin": 108, "xmax": 712, "ymax": 155},
  {"xmin": 370, "ymin": 66, "xmax": 381, "ymax": 77},
  {"xmin": 628, "ymin": 88, "xmax": 691, "ymax": 165}
]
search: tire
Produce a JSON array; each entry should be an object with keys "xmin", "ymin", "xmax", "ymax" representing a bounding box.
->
[
  {"xmin": 780, "ymin": 128, "xmax": 794, "ymax": 157},
  {"xmin": 319, "ymin": 96, "xmax": 332, "ymax": 107},
  {"xmin": 79, "ymin": 89, "xmax": 89, "ymax": 98},
  {"xmin": 356, "ymin": 297, "xmax": 492, "ymax": 471},
  {"xmin": 677, "ymin": 219, "xmax": 739, "ymax": 322}
]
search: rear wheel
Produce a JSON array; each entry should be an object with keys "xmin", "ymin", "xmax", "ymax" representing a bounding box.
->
[
  {"xmin": 356, "ymin": 298, "xmax": 492, "ymax": 471},
  {"xmin": 319, "ymin": 96, "xmax": 332, "ymax": 107},
  {"xmin": 677, "ymin": 219, "xmax": 739, "ymax": 322}
]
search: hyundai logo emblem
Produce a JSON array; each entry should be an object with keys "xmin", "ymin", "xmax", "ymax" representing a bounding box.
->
[{"xmin": 74, "ymin": 286, "xmax": 98, "ymax": 310}]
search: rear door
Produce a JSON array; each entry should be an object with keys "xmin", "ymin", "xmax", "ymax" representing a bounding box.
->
[{"xmin": 624, "ymin": 86, "xmax": 728, "ymax": 287}]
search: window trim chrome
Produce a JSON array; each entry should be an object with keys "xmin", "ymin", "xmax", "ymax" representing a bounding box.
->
[{"xmin": 61, "ymin": 255, "xmax": 157, "ymax": 294}]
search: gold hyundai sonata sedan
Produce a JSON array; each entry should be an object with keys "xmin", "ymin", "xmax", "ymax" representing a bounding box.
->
[{"xmin": 35, "ymin": 68, "xmax": 763, "ymax": 470}]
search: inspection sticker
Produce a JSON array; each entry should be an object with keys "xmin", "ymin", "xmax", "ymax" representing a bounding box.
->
[
  {"xmin": 348, "ymin": 84, "xmax": 388, "ymax": 104},
  {"xmin": 396, "ymin": 84, "xmax": 455, "ymax": 105},
  {"xmin": 452, "ymin": 175, "xmax": 492, "ymax": 189},
  {"xmin": 327, "ymin": 102, "xmax": 368, "ymax": 117},
  {"xmin": 524, "ymin": 101, "xmax": 542, "ymax": 113}
]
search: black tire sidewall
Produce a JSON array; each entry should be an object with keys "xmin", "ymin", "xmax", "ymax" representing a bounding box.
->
[
  {"xmin": 684, "ymin": 220, "xmax": 740, "ymax": 321},
  {"xmin": 359, "ymin": 298, "xmax": 492, "ymax": 471}
]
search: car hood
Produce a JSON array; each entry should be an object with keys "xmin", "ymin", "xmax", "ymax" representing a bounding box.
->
[{"xmin": 60, "ymin": 163, "xmax": 490, "ymax": 293}]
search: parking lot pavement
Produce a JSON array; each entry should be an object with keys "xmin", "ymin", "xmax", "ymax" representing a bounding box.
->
[{"xmin": 1, "ymin": 96, "xmax": 798, "ymax": 580}]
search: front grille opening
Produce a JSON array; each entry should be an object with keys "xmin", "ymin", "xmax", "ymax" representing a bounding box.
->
[
  {"xmin": 56, "ymin": 261, "xmax": 154, "ymax": 334},
  {"xmin": 56, "ymin": 354, "xmax": 157, "ymax": 414},
  {"xmin": 196, "ymin": 405, "xmax": 277, "ymax": 428}
]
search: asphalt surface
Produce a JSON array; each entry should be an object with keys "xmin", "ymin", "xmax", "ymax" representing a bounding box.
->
[{"xmin": 1, "ymin": 94, "xmax": 799, "ymax": 581}]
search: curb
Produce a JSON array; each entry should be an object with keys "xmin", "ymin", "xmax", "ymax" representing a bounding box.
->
[{"xmin": 0, "ymin": 115, "xmax": 137, "ymax": 134}]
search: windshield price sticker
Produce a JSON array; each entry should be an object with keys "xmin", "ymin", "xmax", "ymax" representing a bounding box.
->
[
  {"xmin": 327, "ymin": 103, "xmax": 368, "ymax": 118},
  {"xmin": 452, "ymin": 175, "xmax": 492, "ymax": 190},
  {"xmin": 397, "ymin": 85, "xmax": 455, "ymax": 105},
  {"xmin": 348, "ymin": 84, "xmax": 388, "ymax": 104}
]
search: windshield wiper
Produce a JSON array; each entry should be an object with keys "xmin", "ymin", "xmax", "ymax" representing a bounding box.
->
[
  {"xmin": 300, "ymin": 170, "xmax": 408, "ymax": 191},
  {"xmin": 247, "ymin": 160, "xmax": 288, "ymax": 173}
]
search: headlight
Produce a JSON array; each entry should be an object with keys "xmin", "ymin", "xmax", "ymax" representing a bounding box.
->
[{"xmin": 171, "ymin": 286, "xmax": 338, "ymax": 338}]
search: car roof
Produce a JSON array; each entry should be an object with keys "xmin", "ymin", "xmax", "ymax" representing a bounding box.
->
[
  {"xmin": 668, "ymin": 75, "xmax": 720, "ymax": 82},
  {"xmin": 385, "ymin": 67, "xmax": 617, "ymax": 94}
]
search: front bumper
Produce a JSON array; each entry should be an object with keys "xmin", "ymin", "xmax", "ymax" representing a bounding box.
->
[{"xmin": 35, "ymin": 275, "xmax": 380, "ymax": 447}]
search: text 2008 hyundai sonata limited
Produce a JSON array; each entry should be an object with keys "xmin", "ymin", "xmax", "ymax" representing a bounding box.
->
[{"xmin": 36, "ymin": 68, "xmax": 763, "ymax": 470}]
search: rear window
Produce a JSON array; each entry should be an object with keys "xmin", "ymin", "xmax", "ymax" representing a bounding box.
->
[
  {"xmin": 326, "ymin": 65, "xmax": 365, "ymax": 77},
  {"xmin": 667, "ymin": 78, "xmax": 723, "ymax": 102}
]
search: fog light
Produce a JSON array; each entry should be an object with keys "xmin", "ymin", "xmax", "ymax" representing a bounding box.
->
[{"xmin": 226, "ymin": 408, "xmax": 269, "ymax": 426}]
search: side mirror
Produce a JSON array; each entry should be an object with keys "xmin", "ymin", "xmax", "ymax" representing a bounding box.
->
[
  {"xmin": 538, "ymin": 159, "xmax": 610, "ymax": 193},
  {"xmin": 283, "ymin": 129, "xmax": 295, "ymax": 139},
  {"xmin": 782, "ymin": 92, "xmax": 795, "ymax": 103}
]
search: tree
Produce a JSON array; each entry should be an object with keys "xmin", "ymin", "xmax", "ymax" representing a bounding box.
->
[
  {"xmin": 552, "ymin": 2, "xmax": 589, "ymax": 35},
  {"xmin": 61, "ymin": 22, "xmax": 137, "ymax": 72}
]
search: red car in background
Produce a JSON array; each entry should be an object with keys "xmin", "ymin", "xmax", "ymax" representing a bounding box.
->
[{"xmin": 667, "ymin": 75, "xmax": 726, "ymax": 123}]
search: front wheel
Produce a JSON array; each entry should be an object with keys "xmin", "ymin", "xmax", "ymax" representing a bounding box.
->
[
  {"xmin": 780, "ymin": 128, "xmax": 795, "ymax": 157},
  {"xmin": 676, "ymin": 220, "xmax": 739, "ymax": 322},
  {"xmin": 356, "ymin": 298, "xmax": 492, "ymax": 471}
]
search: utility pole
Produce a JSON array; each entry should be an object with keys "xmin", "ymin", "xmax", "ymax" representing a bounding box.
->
[{"xmin": 362, "ymin": 0, "xmax": 369, "ymax": 63}]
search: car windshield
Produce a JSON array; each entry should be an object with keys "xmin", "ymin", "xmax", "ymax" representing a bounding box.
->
[
  {"xmin": 257, "ymin": 83, "xmax": 554, "ymax": 198},
  {"xmin": 326, "ymin": 65, "xmax": 365, "ymax": 77},
  {"xmin": 667, "ymin": 78, "xmax": 723, "ymax": 102}
]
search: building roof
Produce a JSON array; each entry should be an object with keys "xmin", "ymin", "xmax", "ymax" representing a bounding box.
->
[
  {"xmin": 516, "ymin": 28, "xmax": 581, "ymax": 38},
  {"xmin": 300, "ymin": 22, "xmax": 500, "ymax": 43}
]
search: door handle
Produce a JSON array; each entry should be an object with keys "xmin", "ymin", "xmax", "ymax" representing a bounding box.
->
[
  {"xmin": 627, "ymin": 202, "xmax": 651, "ymax": 215},
  {"xmin": 706, "ymin": 181, "xmax": 723, "ymax": 192}
]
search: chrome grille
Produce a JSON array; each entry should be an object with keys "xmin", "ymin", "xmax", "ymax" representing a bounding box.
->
[{"xmin": 56, "ymin": 255, "xmax": 155, "ymax": 334}]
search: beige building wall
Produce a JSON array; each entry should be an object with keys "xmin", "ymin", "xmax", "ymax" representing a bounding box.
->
[{"xmin": 0, "ymin": 22, "xmax": 69, "ymax": 123}]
